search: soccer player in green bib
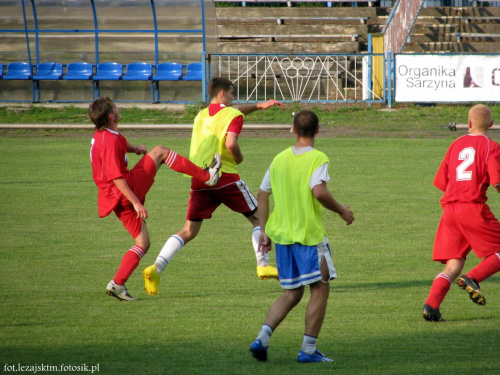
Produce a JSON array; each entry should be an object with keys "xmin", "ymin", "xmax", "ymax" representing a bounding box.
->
[
  {"xmin": 143, "ymin": 77, "xmax": 284, "ymax": 295},
  {"xmin": 249, "ymin": 110, "xmax": 354, "ymax": 363}
]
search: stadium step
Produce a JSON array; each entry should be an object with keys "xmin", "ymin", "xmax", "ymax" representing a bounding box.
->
[
  {"xmin": 217, "ymin": 6, "xmax": 500, "ymax": 55},
  {"xmin": 216, "ymin": 7, "xmax": 372, "ymax": 54},
  {"xmin": 403, "ymin": 6, "xmax": 500, "ymax": 54}
]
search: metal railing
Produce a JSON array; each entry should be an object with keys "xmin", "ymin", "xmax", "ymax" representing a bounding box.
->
[
  {"xmin": 213, "ymin": 0, "xmax": 374, "ymax": 6},
  {"xmin": 210, "ymin": 53, "xmax": 386, "ymax": 103},
  {"xmin": 213, "ymin": 1, "xmax": 500, "ymax": 6}
]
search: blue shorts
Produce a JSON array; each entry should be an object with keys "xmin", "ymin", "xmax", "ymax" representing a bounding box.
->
[{"xmin": 275, "ymin": 238, "xmax": 337, "ymax": 289}]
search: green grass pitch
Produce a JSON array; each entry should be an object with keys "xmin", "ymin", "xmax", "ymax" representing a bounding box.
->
[{"xmin": 0, "ymin": 134, "xmax": 499, "ymax": 375}]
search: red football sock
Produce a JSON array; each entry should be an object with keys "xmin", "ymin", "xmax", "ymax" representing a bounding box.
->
[
  {"xmin": 164, "ymin": 150, "xmax": 209, "ymax": 183},
  {"xmin": 466, "ymin": 252, "xmax": 500, "ymax": 283},
  {"xmin": 425, "ymin": 273, "xmax": 451, "ymax": 309},
  {"xmin": 113, "ymin": 245, "xmax": 146, "ymax": 285}
]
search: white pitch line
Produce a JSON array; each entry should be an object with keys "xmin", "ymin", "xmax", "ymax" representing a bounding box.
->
[{"xmin": 0, "ymin": 124, "xmax": 292, "ymax": 130}]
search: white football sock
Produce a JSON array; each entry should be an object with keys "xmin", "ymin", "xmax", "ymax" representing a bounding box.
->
[
  {"xmin": 252, "ymin": 226, "xmax": 269, "ymax": 267},
  {"xmin": 155, "ymin": 235, "xmax": 184, "ymax": 274},
  {"xmin": 301, "ymin": 334, "xmax": 317, "ymax": 354},
  {"xmin": 256, "ymin": 324, "xmax": 273, "ymax": 347}
]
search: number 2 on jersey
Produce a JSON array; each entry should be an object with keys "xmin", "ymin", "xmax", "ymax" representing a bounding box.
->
[{"xmin": 456, "ymin": 147, "xmax": 475, "ymax": 181}]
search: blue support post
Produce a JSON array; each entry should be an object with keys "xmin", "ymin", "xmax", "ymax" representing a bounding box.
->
[
  {"xmin": 151, "ymin": 0, "xmax": 159, "ymax": 102},
  {"xmin": 24, "ymin": 0, "xmax": 35, "ymax": 102},
  {"xmin": 202, "ymin": 52, "xmax": 208, "ymax": 103},
  {"xmin": 201, "ymin": 0, "xmax": 208, "ymax": 103},
  {"xmin": 91, "ymin": 0, "xmax": 98, "ymax": 99}
]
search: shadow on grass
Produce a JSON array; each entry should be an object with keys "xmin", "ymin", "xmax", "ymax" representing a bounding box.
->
[
  {"xmin": 1, "ymin": 328, "xmax": 499, "ymax": 375},
  {"xmin": 334, "ymin": 276, "xmax": 500, "ymax": 293},
  {"xmin": 334, "ymin": 279, "xmax": 432, "ymax": 292}
]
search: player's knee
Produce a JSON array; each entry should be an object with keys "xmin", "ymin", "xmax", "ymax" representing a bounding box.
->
[
  {"xmin": 285, "ymin": 287, "xmax": 304, "ymax": 305},
  {"xmin": 178, "ymin": 229, "xmax": 197, "ymax": 243},
  {"xmin": 150, "ymin": 145, "xmax": 170, "ymax": 157},
  {"xmin": 135, "ymin": 237, "xmax": 150, "ymax": 252}
]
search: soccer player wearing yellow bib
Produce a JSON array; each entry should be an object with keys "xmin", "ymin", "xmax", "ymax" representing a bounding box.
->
[
  {"xmin": 143, "ymin": 77, "xmax": 284, "ymax": 295},
  {"xmin": 249, "ymin": 110, "xmax": 354, "ymax": 363}
]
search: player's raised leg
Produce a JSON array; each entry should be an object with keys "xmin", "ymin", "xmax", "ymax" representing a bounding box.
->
[
  {"xmin": 148, "ymin": 145, "xmax": 221, "ymax": 186},
  {"xmin": 457, "ymin": 252, "xmax": 500, "ymax": 305}
]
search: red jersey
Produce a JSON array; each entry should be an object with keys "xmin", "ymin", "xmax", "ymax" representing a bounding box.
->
[
  {"xmin": 434, "ymin": 134, "xmax": 500, "ymax": 204},
  {"xmin": 190, "ymin": 104, "xmax": 244, "ymax": 191},
  {"xmin": 90, "ymin": 129, "xmax": 129, "ymax": 217}
]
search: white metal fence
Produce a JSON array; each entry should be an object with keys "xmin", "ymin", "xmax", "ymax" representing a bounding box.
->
[{"xmin": 210, "ymin": 54, "xmax": 385, "ymax": 103}]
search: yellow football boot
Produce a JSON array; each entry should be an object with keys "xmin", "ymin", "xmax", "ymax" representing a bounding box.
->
[
  {"xmin": 143, "ymin": 264, "xmax": 160, "ymax": 295},
  {"xmin": 257, "ymin": 265, "xmax": 279, "ymax": 280}
]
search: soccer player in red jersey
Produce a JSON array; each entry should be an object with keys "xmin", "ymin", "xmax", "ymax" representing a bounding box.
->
[
  {"xmin": 89, "ymin": 97, "xmax": 221, "ymax": 301},
  {"xmin": 422, "ymin": 104, "xmax": 500, "ymax": 321}
]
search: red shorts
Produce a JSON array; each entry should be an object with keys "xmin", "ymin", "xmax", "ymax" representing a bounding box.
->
[
  {"xmin": 433, "ymin": 202, "xmax": 500, "ymax": 263},
  {"xmin": 186, "ymin": 180, "xmax": 257, "ymax": 220},
  {"xmin": 113, "ymin": 154, "xmax": 157, "ymax": 238}
]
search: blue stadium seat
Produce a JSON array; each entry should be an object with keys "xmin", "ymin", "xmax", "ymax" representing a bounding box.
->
[
  {"xmin": 33, "ymin": 62, "xmax": 63, "ymax": 102},
  {"xmin": 123, "ymin": 62, "xmax": 153, "ymax": 81},
  {"xmin": 153, "ymin": 62, "xmax": 183, "ymax": 102},
  {"xmin": 183, "ymin": 62, "xmax": 203, "ymax": 81},
  {"xmin": 63, "ymin": 62, "xmax": 93, "ymax": 80},
  {"xmin": 33, "ymin": 62, "xmax": 63, "ymax": 80},
  {"xmin": 0, "ymin": 64, "xmax": 3, "ymax": 79},
  {"xmin": 93, "ymin": 62, "xmax": 123, "ymax": 81},
  {"xmin": 3, "ymin": 62, "xmax": 32, "ymax": 80},
  {"xmin": 62, "ymin": 62, "xmax": 94, "ymax": 100},
  {"xmin": 93, "ymin": 62, "xmax": 123, "ymax": 99},
  {"xmin": 153, "ymin": 62, "xmax": 183, "ymax": 81},
  {"xmin": 123, "ymin": 62, "xmax": 154, "ymax": 101}
]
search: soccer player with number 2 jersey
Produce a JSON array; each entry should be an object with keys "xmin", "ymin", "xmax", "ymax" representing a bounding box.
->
[{"xmin": 423, "ymin": 104, "xmax": 500, "ymax": 321}]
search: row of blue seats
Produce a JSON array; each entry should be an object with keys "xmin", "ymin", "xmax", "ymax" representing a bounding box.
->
[{"xmin": 0, "ymin": 61, "xmax": 203, "ymax": 82}]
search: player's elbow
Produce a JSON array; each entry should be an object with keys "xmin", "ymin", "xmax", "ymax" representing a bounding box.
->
[
  {"xmin": 312, "ymin": 183, "xmax": 328, "ymax": 200},
  {"xmin": 227, "ymin": 145, "xmax": 243, "ymax": 164}
]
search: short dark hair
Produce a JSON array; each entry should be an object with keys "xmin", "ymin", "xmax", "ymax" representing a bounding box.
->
[
  {"xmin": 208, "ymin": 77, "xmax": 233, "ymax": 99},
  {"xmin": 88, "ymin": 97, "xmax": 114, "ymax": 130},
  {"xmin": 293, "ymin": 110, "xmax": 319, "ymax": 138}
]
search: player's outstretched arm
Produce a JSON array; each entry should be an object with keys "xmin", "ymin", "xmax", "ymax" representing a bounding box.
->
[
  {"xmin": 235, "ymin": 100, "xmax": 284, "ymax": 116},
  {"xmin": 312, "ymin": 182, "xmax": 354, "ymax": 225}
]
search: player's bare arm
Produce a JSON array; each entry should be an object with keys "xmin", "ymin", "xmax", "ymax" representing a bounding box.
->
[
  {"xmin": 494, "ymin": 183, "xmax": 500, "ymax": 194},
  {"xmin": 113, "ymin": 178, "xmax": 148, "ymax": 219},
  {"xmin": 312, "ymin": 182, "xmax": 354, "ymax": 225},
  {"xmin": 235, "ymin": 100, "xmax": 284, "ymax": 116},
  {"xmin": 257, "ymin": 189, "xmax": 272, "ymax": 254},
  {"xmin": 126, "ymin": 140, "xmax": 147, "ymax": 155},
  {"xmin": 226, "ymin": 133, "xmax": 244, "ymax": 164}
]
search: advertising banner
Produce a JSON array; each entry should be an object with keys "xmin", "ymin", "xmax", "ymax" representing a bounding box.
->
[{"xmin": 395, "ymin": 54, "xmax": 500, "ymax": 103}]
